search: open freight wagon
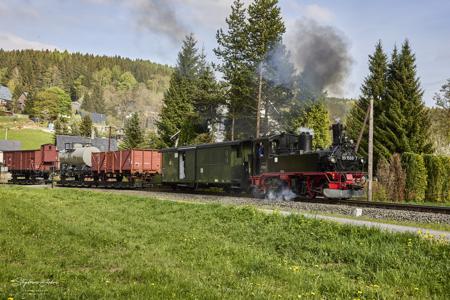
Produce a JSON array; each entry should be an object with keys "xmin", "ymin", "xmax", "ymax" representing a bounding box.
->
[{"xmin": 91, "ymin": 149, "xmax": 161, "ymax": 185}]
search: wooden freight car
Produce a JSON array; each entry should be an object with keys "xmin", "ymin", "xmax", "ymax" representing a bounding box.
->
[
  {"xmin": 2, "ymin": 144, "xmax": 59, "ymax": 183},
  {"xmin": 91, "ymin": 149, "xmax": 161, "ymax": 184}
]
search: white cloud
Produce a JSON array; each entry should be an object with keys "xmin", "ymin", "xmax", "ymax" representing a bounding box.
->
[
  {"xmin": 0, "ymin": 33, "xmax": 58, "ymax": 51},
  {"xmin": 304, "ymin": 4, "xmax": 334, "ymax": 22}
]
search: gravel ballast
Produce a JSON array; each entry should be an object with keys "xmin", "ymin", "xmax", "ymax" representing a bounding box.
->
[{"xmin": 84, "ymin": 188, "xmax": 450, "ymax": 225}]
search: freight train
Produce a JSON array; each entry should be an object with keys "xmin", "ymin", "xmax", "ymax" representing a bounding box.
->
[{"xmin": 1, "ymin": 123, "xmax": 366, "ymax": 199}]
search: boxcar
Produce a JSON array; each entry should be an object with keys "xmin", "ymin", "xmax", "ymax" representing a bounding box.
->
[
  {"xmin": 91, "ymin": 149, "xmax": 161, "ymax": 183},
  {"xmin": 2, "ymin": 144, "xmax": 58, "ymax": 182},
  {"xmin": 161, "ymin": 140, "xmax": 253, "ymax": 191}
]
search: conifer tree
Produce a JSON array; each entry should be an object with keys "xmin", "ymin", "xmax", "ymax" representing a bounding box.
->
[
  {"xmin": 191, "ymin": 51, "xmax": 223, "ymax": 140},
  {"xmin": 346, "ymin": 41, "xmax": 388, "ymax": 161},
  {"xmin": 79, "ymin": 115, "xmax": 93, "ymax": 137},
  {"xmin": 157, "ymin": 34, "xmax": 200, "ymax": 146},
  {"xmin": 262, "ymin": 42, "xmax": 297, "ymax": 133},
  {"xmin": 398, "ymin": 41, "xmax": 432, "ymax": 154},
  {"xmin": 122, "ymin": 112, "xmax": 144, "ymax": 149},
  {"xmin": 214, "ymin": 0, "xmax": 254, "ymax": 140},
  {"xmin": 247, "ymin": 0, "xmax": 285, "ymax": 137},
  {"xmin": 381, "ymin": 41, "xmax": 432, "ymax": 156}
]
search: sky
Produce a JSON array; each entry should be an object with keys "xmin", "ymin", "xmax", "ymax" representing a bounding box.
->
[{"xmin": 0, "ymin": 0, "xmax": 449, "ymax": 106}]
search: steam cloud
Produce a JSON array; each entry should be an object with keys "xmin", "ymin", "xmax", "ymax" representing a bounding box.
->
[
  {"xmin": 287, "ymin": 19, "xmax": 353, "ymax": 96},
  {"xmin": 135, "ymin": 0, "xmax": 187, "ymax": 43}
]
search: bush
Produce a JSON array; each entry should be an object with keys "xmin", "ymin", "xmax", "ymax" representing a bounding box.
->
[
  {"xmin": 401, "ymin": 152, "xmax": 427, "ymax": 202},
  {"xmin": 441, "ymin": 156, "xmax": 450, "ymax": 202},
  {"xmin": 423, "ymin": 154, "xmax": 446, "ymax": 202},
  {"xmin": 388, "ymin": 154, "xmax": 406, "ymax": 202},
  {"xmin": 372, "ymin": 180, "xmax": 389, "ymax": 201}
]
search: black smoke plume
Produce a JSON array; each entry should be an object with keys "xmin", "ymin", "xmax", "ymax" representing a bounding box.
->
[
  {"xmin": 287, "ymin": 19, "xmax": 353, "ymax": 97},
  {"xmin": 135, "ymin": 0, "xmax": 187, "ymax": 43}
]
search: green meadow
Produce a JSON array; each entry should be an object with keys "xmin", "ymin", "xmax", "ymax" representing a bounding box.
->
[
  {"xmin": 0, "ymin": 186, "xmax": 449, "ymax": 299},
  {"xmin": 0, "ymin": 116, "xmax": 53, "ymax": 150}
]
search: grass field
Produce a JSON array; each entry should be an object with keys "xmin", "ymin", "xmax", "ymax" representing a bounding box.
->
[
  {"xmin": 0, "ymin": 115, "xmax": 53, "ymax": 150},
  {"xmin": 0, "ymin": 128, "xmax": 53, "ymax": 150},
  {"xmin": 1, "ymin": 186, "xmax": 449, "ymax": 299}
]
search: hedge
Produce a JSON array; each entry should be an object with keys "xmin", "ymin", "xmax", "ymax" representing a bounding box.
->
[
  {"xmin": 441, "ymin": 156, "xmax": 450, "ymax": 202},
  {"xmin": 401, "ymin": 152, "xmax": 427, "ymax": 202},
  {"xmin": 423, "ymin": 154, "xmax": 447, "ymax": 202}
]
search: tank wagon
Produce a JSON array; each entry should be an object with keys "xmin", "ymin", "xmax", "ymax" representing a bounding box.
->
[
  {"xmin": 59, "ymin": 145, "xmax": 100, "ymax": 183},
  {"xmin": 2, "ymin": 144, "xmax": 59, "ymax": 183},
  {"xmin": 59, "ymin": 148, "xmax": 162, "ymax": 187}
]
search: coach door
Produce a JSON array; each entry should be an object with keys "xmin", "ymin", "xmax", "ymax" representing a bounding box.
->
[{"xmin": 179, "ymin": 151, "xmax": 186, "ymax": 180}]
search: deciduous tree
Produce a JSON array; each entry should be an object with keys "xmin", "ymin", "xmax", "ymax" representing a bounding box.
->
[{"xmin": 32, "ymin": 87, "xmax": 71, "ymax": 121}]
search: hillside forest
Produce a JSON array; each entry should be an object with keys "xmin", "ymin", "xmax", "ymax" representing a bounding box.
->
[{"xmin": 0, "ymin": 49, "xmax": 172, "ymax": 130}]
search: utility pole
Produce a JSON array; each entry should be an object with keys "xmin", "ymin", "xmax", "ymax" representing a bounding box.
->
[
  {"xmin": 368, "ymin": 97, "xmax": 374, "ymax": 202},
  {"xmin": 108, "ymin": 126, "xmax": 112, "ymax": 152},
  {"xmin": 256, "ymin": 65, "xmax": 263, "ymax": 138},
  {"xmin": 355, "ymin": 104, "xmax": 371, "ymax": 153}
]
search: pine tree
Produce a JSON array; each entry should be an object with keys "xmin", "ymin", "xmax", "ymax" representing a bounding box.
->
[
  {"xmin": 262, "ymin": 42, "xmax": 297, "ymax": 134},
  {"xmin": 346, "ymin": 41, "xmax": 388, "ymax": 162},
  {"xmin": 381, "ymin": 40, "xmax": 432, "ymax": 156},
  {"xmin": 214, "ymin": 0, "xmax": 255, "ymax": 140},
  {"xmin": 398, "ymin": 41, "xmax": 432, "ymax": 154},
  {"xmin": 122, "ymin": 112, "xmax": 144, "ymax": 149},
  {"xmin": 247, "ymin": 0, "xmax": 285, "ymax": 137},
  {"xmin": 79, "ymin": 115, "xmax": 93, "ymax": 137},
  {"xmin": 53, "ymin": 116, "xmax": 70, "ymax": 143},
  {"xmin": 191, "ymin": 51, "xmax": 223, "ymax": 140},
  {"xmin": 157, "ymin": 34, "xmax": 201, "ymax": 146}
]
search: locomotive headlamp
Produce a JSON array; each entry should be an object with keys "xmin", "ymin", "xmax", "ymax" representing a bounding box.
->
[{"xmin": 329, "ymin": 156, "xmax": 336, "ymax": 163}]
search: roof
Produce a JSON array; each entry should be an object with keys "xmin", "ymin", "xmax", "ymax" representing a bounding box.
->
[
  {"xmin": 56, "ymin": 135, "xmax": 118, "ymax": 152},
  {"xmin": 160, "ymin": 139, "xmax": 252, "ymax": 152},
  {"xmin": 0, "ymin": 140, "xmax": 22, "ymax": 151},
  {"xmin": 0, "ymin": 86, "xmax": 12, "ymax": 102},
  {"xmin": 80, "ymin": 111, "xmax": 106, "ymax": 124}
]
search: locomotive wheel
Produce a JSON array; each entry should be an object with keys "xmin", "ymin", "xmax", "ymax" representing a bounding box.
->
[{"xmin": 251, "ymin": 187, "xmax": 265, "ymax": 199}]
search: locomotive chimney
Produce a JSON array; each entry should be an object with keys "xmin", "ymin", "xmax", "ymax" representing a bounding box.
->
[{"xmin": 332, "ymin": 123, "xmax": 344, "ymax": 146}]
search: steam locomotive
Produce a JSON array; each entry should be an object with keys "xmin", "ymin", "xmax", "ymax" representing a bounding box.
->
[{"xmin": 1, "ymin": 123, "xmax": 366, "ymax": 200}]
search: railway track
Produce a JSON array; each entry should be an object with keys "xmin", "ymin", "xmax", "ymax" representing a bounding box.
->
[
  {"xmin": 56, "ymin": 181, "xmax": 450, "ymax": 215},
  {"xmin": 6, "ymin": 180, "xmax": 450, "ymax": 215}
]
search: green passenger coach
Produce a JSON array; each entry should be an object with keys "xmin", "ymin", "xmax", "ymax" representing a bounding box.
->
[{"xmin": 160, "ymin": 140, "xmax": 253, "ymax": 191}]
